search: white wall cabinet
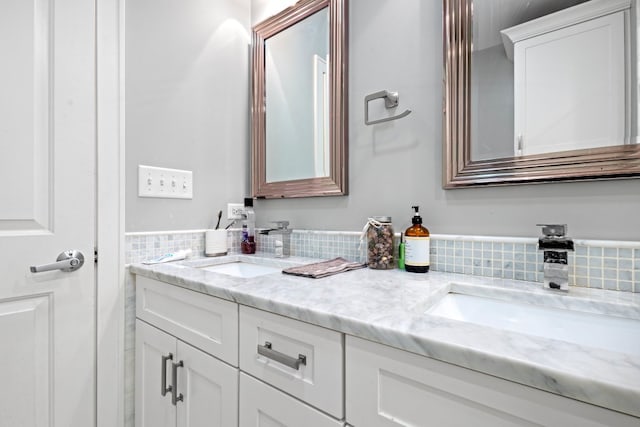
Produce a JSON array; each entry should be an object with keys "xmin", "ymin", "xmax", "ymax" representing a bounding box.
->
[
  {"xmin": 135, "ymin": 320, "xmax": 238, "ymax": 427},
  {"xmin": 500, "ymin": 1, "xmax": 629, "ymax": 156},
  {"xmin": 346, "ymin": 335, "xmax": 639, "ymax": 427}
]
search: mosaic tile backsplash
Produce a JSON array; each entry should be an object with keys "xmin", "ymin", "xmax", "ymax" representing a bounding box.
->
[{"xmin": 125, "ymin": 229, "xmax": 640, "ymax": 292}]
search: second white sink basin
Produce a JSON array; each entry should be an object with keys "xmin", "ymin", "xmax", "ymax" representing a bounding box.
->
[
  {"xmin": 426, "ymin": 289, "xmax": 640, "ymax": 356},
  {"xmin": 199, "ymin": 261, "xmax": 282, "ymax": 278}
]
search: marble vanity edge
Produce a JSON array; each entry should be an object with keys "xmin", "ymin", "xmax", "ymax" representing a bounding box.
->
[{"xmin": 128, "ymin": 263, "xmax": 640, "ymax": 419}]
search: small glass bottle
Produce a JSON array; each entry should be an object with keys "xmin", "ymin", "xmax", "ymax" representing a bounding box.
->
[
  {"xmin": 367, "ymin": 216, "xmax": 394, "ymax": 269},
  {"xmin": 404, "ymin": 206, "xmax": 430, "ymax": 273}
]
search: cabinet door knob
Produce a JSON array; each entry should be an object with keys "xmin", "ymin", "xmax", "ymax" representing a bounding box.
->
[
  {"xmin": 160, "ymin": 353, "xmax": 173, "ymax": 397},
  {"xmin": 257, "ymin": 341, "xmax": 307, "ymax": 370},
  {"xmin": 171, "ymin": 360, "xmax": 184, "ymax": 405}
]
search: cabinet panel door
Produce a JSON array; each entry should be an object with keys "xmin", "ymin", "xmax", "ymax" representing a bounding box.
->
[
  {"xmin": 513, "ymin": 11, "xmax": 626, "ymax": 155},
  {"xmin": 176, "ymin": 340, "xmax": 238, "ymax": 427},
  {"xmin": 239, "ymin": 373, "xmax": 343, "ymax": 427},
  {"xmin": 135, "ymin": 320, "xmax": 176, "ymax": 427},
  {"xmin": 239, "ymin": 305, "xmax": 343, "ymax": 417},
  {"xmin": 346, "ymin": 336, "xmax": 639, "ymax": 427},
  {"xmin": 136, "ymin": 276, "xmax": 239, "ymax": 365}
]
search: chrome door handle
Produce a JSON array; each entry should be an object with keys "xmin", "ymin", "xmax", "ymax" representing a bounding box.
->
[
  {"xmin": 161, "ymin": 353, "xmax": 173, "ymax": 397},
  {"xmin": 171, "ymin": 360, "xmax": 184, "ymax": 405},
  {"xmin": 257, "ymin": 341, "xmax": 307, "ymax": 370},
  {"xmin": 30, "ymin": 250, "xmax": 85, "ymax": 273}
]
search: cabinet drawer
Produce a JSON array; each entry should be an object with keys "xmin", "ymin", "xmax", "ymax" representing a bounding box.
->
[
  {"xmin": 136, "ymin": 276, "xmax": 238, "ymax": 365},
  {"xmin": 239, "ymin": 305, "xmax": 344, "ymax": 418},
  {"xmin": 239, "ymin": 373, "xmax": 344, "ymax": 427},
  {"xmin": 346, "ymin": 336, "xmax": 640, "ymax": 427}
]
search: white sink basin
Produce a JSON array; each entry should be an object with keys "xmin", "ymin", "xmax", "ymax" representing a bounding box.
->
[
  {"xmin": 426, "ymin": 290, "xmax": 640, "ymax": 356},
  {"xmin": 199, "ymin": 261, "xmax": 282, "ymax": 278}
]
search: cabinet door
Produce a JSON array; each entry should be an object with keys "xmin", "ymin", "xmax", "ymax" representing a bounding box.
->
[
  {"xmin": 176, "ymin": 340, "xmax": 238, "ymax": 427},
  {"xmin": 346, "ymin": 336, "xmax": 639, "ymax": 427},
  {"xmin": 513, "ymin": 11, "xmax": 626, "ymax": 156},
  {"xmin": 136, "ymin": 320, "xmax": 176, "ymax": 427},
  {"xmin": 239, "ymin": 373, "xmax": 344, "ymax": 427}
]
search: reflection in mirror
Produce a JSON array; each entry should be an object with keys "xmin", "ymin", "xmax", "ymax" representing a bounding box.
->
[
  {"xmin": 472, "ymin": 0, "xmax": 633, "ymax": 160},
  {"xmin": 252, "ymin": 0, "xmax": 347, "ymax": 198},
  {"xmin": 443, "ymin": 0, "xmax": 640, "ymax": 188},
  {"xmin": 265, "ymin": 8, "xmax": 329, "ymax": 182}
]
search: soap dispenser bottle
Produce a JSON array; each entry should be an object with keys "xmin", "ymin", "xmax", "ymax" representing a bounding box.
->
[
  {"xmin": 241, "ymin": 197, "xmax": 256, "ymax": 254},
  {"xmin": 404, "ymin": 205, "xmax": 430, "ymax": 273}
]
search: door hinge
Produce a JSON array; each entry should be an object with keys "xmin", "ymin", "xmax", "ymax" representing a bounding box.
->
[{"xmin": 94, "ymin": 248, "xmax": 98, "ymax": 264}]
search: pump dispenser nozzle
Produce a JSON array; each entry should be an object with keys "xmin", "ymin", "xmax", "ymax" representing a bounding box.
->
[{"xmin": 411, "ymin": 206, "xmax": 423, "ymax": 224}]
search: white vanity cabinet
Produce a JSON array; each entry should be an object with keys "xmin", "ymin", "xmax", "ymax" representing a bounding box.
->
[
  {"xmin": 135, "ymin": 276, "xmax": 239, "ymax": 427},
  {"xmin": 346, "ymin": 336, "xmax": 639, "ymax": 427},
  {"xmin": 134, "ymin": 276, "xmax": 346, "ymax": 427},
  {"xmin": 135, "ymin": 321, "xmax": 238, "ymax": 427},
  {"xmin": 133, "ymin": 274, "xmax": 638, "ymax": 427}
]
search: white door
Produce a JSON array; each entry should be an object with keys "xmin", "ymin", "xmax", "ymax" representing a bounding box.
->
[{"xmin": 0, "ymin": 0, "xmax": 96, "ymax": 426}]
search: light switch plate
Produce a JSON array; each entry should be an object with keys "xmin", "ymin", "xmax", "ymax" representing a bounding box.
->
[{"xmin": 138, "ymin": 165, "xmax": 193, "ymax": 199}]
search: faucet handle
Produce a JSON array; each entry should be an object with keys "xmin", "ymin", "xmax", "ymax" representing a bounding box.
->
[
  {"xmin": 536, "ymin": 224, "xmax": 567, "ymax": 238},
  {"xmin": 272, "ymin": 220, "xmax": 290, "ymax": 230}
]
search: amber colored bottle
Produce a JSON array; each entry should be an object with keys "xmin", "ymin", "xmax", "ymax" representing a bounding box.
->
[{"xmin": 404, "ymin": 206, "xmax": 430, "ymax": 273}]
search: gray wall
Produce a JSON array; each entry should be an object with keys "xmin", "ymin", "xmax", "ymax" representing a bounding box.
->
[
  {"xmin": 126, "ymin": 0, "xmax": 640, "ymax": 241},
  {"xmin": 125, "ymin": 0, "xmax": 251, "ymax": 232}
]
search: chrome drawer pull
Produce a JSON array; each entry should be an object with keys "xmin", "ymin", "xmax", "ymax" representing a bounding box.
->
[
  {"xmin": 171, "ymin": 360, "xmax": 184, "ymax": 405},
  {"xmin": 257, "ymin": 341, "xmax": 307, "ymax": 370},
  {"xmin": 161, "ymin": 353, "xmax": 173, "ymax": 396}
]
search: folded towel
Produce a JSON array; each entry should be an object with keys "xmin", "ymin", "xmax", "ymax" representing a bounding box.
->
[{"xmin": 282, "ymin": 257, "xmax": 366, "ymax": 279}]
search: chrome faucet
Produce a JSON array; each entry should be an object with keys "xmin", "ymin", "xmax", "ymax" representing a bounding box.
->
[
  {"xmin": 537, "ymin": 224, "xmax": 574, "ymax": 291},
  {"xmin": 259, "ymin": 221, "xmax": 292, "ymax": 258}
]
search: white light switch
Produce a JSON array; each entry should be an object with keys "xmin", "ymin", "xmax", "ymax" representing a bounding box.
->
[{"xmin": 138, "ymin": 165, "xmax": 193, "ymax": 199}]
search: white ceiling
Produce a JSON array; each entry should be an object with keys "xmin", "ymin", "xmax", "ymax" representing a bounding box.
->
[{"xmin": 472, "ymin": 0, "xmax": 590, "ymax": 51}]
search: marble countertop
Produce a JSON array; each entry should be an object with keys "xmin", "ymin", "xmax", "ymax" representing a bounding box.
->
[{"xmin": 130, "ymin": 254, "xmax": 640, "ymax": 418}]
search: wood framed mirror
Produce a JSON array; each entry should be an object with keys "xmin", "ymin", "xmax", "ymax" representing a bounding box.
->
[
  {"xmin": 251, "ymin": 0, "xmax": 348, "ymax": 198},
  {"xmin": 443, "ymin": 0, "xmax": 640, "ymax": 188}
]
